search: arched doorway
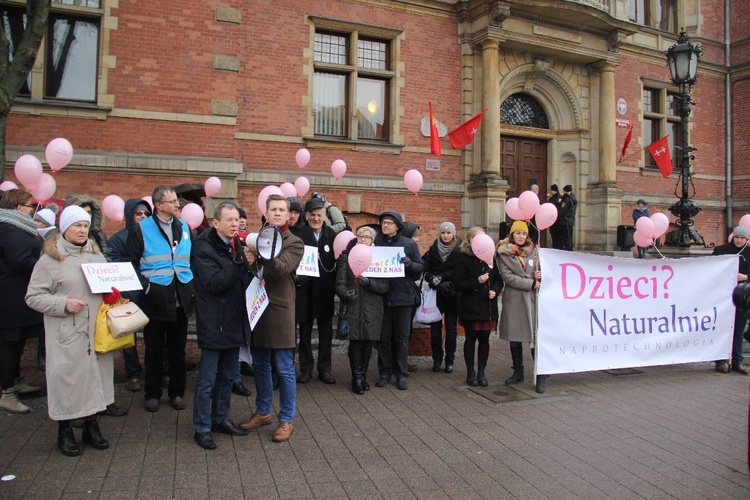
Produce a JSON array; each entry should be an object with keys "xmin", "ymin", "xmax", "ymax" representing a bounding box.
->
[{"xmin": 500, "ymin": 93, "xmax": 549, "ymax": 197}]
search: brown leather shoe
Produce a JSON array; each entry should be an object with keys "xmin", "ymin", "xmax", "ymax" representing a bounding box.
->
[
  {"xmin": 239, "ymin": 413, "xmax": 272, "ymax": 430},
  {"xmin": 272, "ymin": 422, "xmax": 293, "ymax": 442},
  {"xmin": 715, "ymin": 362, "xmax": 729, "ymax": 374},
  {"xmin": 733, "ymin": 364, "xmax": 749, "ymax": 375}
]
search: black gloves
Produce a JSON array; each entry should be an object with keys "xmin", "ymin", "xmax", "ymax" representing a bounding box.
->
[
  {"xmin": 429, "ymin": 275, "xmax": 442, "ymax": 288},
  {"xmin": 344, "ymin": 290, "xmax": 357, "ymax": 302},
  {"xmin": 358, "ymin": 276, "xmax": 370, "ymax": 287},
  {"xmin": 400, "ymin": 256, "xmax": 412, "ymax": 268},
  {"xmin": 438, "ymin": 281, "xmax": 455, "ymax": 298}
]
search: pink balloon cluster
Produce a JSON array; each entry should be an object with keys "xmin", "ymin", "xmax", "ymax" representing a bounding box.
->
[
  {"xmin": 634, "ymin": 212, "xmax": 670, "ymax": 248},
  {"xmin": 347, "ymin": 243, "xmax": 372, "ymax": 277},
  {"xmin": 333, "ymin": 230, "xmax": 356, "ymax": 259},
  {"xmin": 505, "ymin": 189, "xmax": 558, "ymax": 231}
]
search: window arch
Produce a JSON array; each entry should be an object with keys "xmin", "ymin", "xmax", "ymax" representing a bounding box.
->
[{"xmin": 501, "ymin": 93, "xmax": 550, "ymax": 129}]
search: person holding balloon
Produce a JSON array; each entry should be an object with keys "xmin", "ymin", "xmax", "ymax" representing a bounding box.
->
[
  {"xmin": 495, "ymin": 221, "xmax": 546, "ymax": 393},
  {"xmin": 0, "ymin": 189, "xmax": 44, "ymax": 414},
  {"xmin": 335, "ymin": 227, "xmax": 388, "ymax": 395},
  {"xmin": 454, "ymin": 227, "xmax": 503, "ymax": 387},
  {"xmin": 632, "ymin": 200, "xmax": 650, "ymax": 258}
]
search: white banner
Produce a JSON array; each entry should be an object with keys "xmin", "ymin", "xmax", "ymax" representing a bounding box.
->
[
  {"xmin": 536, "ymin": 249, "xmax": 737, "ymax": 375},
  {"xmin": 361, "ymin": 246, "xmax": 406, "ymax": 278},
  {"xmin": 81, "ymin": 262, "xmax": 143, "ymax": 293},
  {"xmin": 245, "ymin": 277, "xmax": 269, "ymax": 330},
  {"xmin": 297, "ymin": 245, "xmax": 320, "ymax": 277}
]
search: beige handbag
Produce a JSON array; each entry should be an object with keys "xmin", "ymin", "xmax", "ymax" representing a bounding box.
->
[{"xmin": 106, "ymin": 302, "xmax": 149, "ymax": 338}]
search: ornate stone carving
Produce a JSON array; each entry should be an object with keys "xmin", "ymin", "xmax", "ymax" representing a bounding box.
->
[
  {"xmin": 608, "ymin": 30, "xmax": 627, "ymax": 52},
  {"xmin": 489, "ymin": 3, "xmax": 511, "ymax": 27}
]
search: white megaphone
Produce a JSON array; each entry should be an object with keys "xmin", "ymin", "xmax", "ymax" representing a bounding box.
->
[{"xmin": 245, "ymin": 226, "xmax": 283, "ymax": 260}]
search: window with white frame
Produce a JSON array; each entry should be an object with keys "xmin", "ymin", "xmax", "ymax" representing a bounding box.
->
[
  {"xmin": 628, "ymin": 0, "xmax": 677, "ymax": 32},
  {"xmin": 643, "ymin": 86, "xmax": 682, "ymax": 170},
  {"xmin": 2, "ymin": 0, "xmax": 102, "ymax": 102},
  {"xmin": 312, "ymin": 23, "xmax": 399, "ymax": 142}
]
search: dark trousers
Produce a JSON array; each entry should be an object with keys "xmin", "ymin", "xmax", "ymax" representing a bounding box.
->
[
  {"xmin": 378, "ymin": 306, "xmax": 412, "ymax": 378},
  {"xmin": 565, "ymin": 224, "xmax": 574, "ymax": 251},
  {"xmin": 463, "ymin": 326, "xmax": 490, "ymax": 371},
  {"xmin": 143, "ymin": 308, "xmax": 187, "ymax": 400},
  {"xmin": 121, "ymin": 339, "xmax": 142, "ymax": 381},
  {"xmin": 0, "ymin": 338, "xmax": 25, "ymax": 390},
  {"xmin": 430, "ymin": 312, "xmax": 458, "ymax": 365},
  {"xmin": 550, "ymin": 223, "xmax": 567, "ymax": 250},
  {"xmin": 298, "ymin": 315, "xmax": 333, "ymax": 374},
  {"xmin": 348, "ymin": 340, "xmax": 373, "ymax": 379}
]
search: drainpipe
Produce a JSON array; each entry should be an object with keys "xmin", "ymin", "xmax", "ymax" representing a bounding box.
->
[{"xmin": 725, "ymin": 0, "xmax": 733, "ymax": 235}]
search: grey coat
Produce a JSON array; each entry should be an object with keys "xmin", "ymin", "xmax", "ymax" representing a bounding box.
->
[
  {"xmin": 25, "ymin": 234, "xmax": 114, "ymax": 420},
  {"xmin": 496, "ymin": 244, "xmax": 539, "ymax": 344}
]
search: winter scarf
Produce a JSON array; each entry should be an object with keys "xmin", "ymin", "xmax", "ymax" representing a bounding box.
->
[
  {"xmin": 0, "ymin": 208, "xmax": 38, "ymax": 236},
  {"xmin": 498, "ymin": 241, "xmax": 535, "ymax": 270}
]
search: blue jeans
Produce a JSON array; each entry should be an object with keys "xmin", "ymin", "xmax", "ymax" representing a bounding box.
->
[
  {"xmin": 430, "ymin": 312, "xmax": 458, "ymax": 365},
  {"xmin": 192, "ymin": 347, "xmax": 239, "ymax": 433},
  {"xmin": 250, "ymin": 347, "xmax": 295, "ymax": 423}
]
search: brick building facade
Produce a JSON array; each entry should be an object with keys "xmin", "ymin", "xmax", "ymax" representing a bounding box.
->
[{"xmin": 1, "ymin": 0, "xmax": 747, "ymax": 254}]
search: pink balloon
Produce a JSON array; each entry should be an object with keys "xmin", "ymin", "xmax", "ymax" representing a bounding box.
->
[
  {"xmin": 180, "ymin": 203, "xmax": 204, "ymax": 229},
  {"xmin": 633, "ymin": 230, "xmax": 653, "ymax": 248},
  {"xmin": 505, "ymin": 198, "xmax": 523, "ymax": 221},
  {"xmin": 535, "ymin": 203, "xmax": 558, "ymax": 231},
  {"xmin": 295, "ymin": 148, "xmax": 310, "ymax": 169},
  {"xmin": 347, "ymin": 243, "xmax": 373, "ymax": 278},
  {"xmin": 0, "ymin": 181, "xmax": 18, "ymax": 191},
  {"xmin": 404, "ymin": 169, "xmax": 423, "ymax": 196},
  {"xmin": 294, "ymin": 176, "xmax": 310, "ymax": 198},
  {"xmin": 30, "ymin": 173, "xmax": 56, "ymax": 203},
  {"xmin": 142, "ymin": 196, "xmax": 154, "ymax": 209},
  {"xmin": 739, "ymin": 214, "xmax": 750, "ymax": 232},
  {"xmin": 728, "ymin": 232, "xmax": 734, "ymax": 243},
  {"xmin": 14, "ymin": 155, "xmax": 43, "ymax": 190},
  {"xmin": 279, "ymin": 182, "xmax": 297, "ymax": 199},
  {"xmin": 257, "ymin": 185, "xmax": 284, "ymax": 216},
  {"xmin": 101, "ymin": 195, "xmax": 125, "ymax": 222},
  {"xmin": 45, "ymin": 138, "xmax": 73, "ymax": 171},
  {"xmin": 331, "ymin": 159, "xmax": 347, "ymax": 180},
  {"xmin": 518, "ymin": 190, "xmax": 540, "ymax": 220},
  {"xmin": 204, "ymin": 176, "xmax": 222, "ymax": 198},
  {"xmin": 635, "ymin": 217, "xmax": 654, "ymax": 238},
  {"xmin": 470, "ymin": 232, "xmax": 495, "ymax": 268},
  {"xmin": 333, "ymin": 230, "xmax": 356, "ymax": 259},
  {"xmin": 649, "ymin": 212, "xmax": 670, "ymax": 239}
]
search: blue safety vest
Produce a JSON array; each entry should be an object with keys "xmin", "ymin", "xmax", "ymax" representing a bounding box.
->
[{"xmin": 139, "ymin": 217, "xmax": 193, "ymax": 285}]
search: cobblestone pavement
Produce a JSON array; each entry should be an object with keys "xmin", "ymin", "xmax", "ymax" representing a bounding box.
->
[{"xmin": 1, "ymin": 338, "xmax": 748, "ymax": 499}]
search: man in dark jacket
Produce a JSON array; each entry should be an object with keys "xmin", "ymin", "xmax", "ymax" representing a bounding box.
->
[
  {"xmin": 190, "ymin": 202, "xmax": 251, "ymax": 450},
  {"xmin": 125, "ymin": 186, "xmax": 195, "ymax": 413},
  {"xmin": 297, "ymin": 198, "xmax": 338, "ymax": 384},
  {"xmin": 562, "ymin": 185, "xmax": 578, "ymax": 251},
  {"xmin": 712, "ymin": 225, "xmax": 750, "ymax": 375},
  {"xmin": 374, "ymin": 211, "xmax": 424, "ymax": 390},
  {"xmin": 107, "ymin": 198, "xmax": 151, "ymax": 392},
  {"xmin": 547, "ymin": 184, "xmax": 567, "ymax": 250}
]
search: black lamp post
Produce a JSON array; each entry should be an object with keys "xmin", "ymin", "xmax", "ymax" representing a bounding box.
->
[{"xmin": 664, "ymin": 29, "xmax": 704, "ymax": 247}]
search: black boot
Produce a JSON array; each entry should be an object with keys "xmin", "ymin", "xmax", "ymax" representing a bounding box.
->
[
  {"xmin": 57, "ymin": 425, "xmax": 80, "ymax": 457},
  {"xmin": 349, "ymin": 343, "xmax": 365, "ymax": 395},
  {"xmin": 477, "ymin": 366, "xmax": 488, "ymax": 386},
  {"xmin": 362, "ymin": 345, "xmax": 372, "ymax": 391},
  {"xmin": 82, "ymin": 420, "xmax": 109, "ymax": 450},
  {"xmin": 351, "ymin": 375, "xmax": 365, "ymax": 395},
  {"xmin": 535, "ymin": 376, "xmax": 548, "ymax": 394},
  {"xmin": 504, "ymin": 345, "xmax": 524, "ymax": 385},
  {"xmin": 466, "ymin": 367, "xmax": 478, "ymax": 386}
]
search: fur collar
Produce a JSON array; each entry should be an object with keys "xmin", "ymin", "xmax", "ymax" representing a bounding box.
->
[{"xmin": 43, "ymin": 232, "xmax": 100, "ymax": 261}]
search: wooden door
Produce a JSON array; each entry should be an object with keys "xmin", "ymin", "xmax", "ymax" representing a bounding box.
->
[{"xmin": 500, "ymin": 136, "xmax": 547, "ymax": 199}]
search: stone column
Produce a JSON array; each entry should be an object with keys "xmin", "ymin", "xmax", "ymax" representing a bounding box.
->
[
  {"xmin": 597, "ymin": 61, "xmax": 617, "ymax": 183},
  {"xmin": 481, "ymin": 39, "xmax": 501, "ymax": 176}
]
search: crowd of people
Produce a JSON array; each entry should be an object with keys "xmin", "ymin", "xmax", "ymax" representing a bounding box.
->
[{"xmin": 0, "ymin": 181, "xmax": 746, "ymax": 457}]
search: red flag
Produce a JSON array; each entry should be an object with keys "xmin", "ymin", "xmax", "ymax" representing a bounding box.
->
[
  {"xmin": 647, "ymin": 135, "xmax": 672, "ymax": 178},
  {"xmin": 429, "ymin": 102, "xmax": 441, "ymax": 157},
  {"xmin": 448, "ymin": 109, "xmax": 486, "ymax": 149},
  {"xmin": 620, "ymin": 124, "xmax": 633, "ymax": 161}
]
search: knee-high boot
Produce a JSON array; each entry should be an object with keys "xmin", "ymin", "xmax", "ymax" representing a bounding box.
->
[
  {"xmin": 349, "ymin": 342, "xmax": 365, "ymax": 395},
  {"xmin": 477, "ymin": 332, "xmax": 490, "ymax": 386},
  {"xmin": 504, "ymin": 345, "xmax": 524, "ymax": 385},
  {"xmin": 362, "ymin": 343, "xmax": 372, "ymax": 391},
  {"xmin": 464, "ymin": 330, "xmax": 478, "ymax": 386}
]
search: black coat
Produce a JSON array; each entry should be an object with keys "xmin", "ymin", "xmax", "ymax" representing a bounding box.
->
[
  {"xmin": 712, "ymin": 242, "xmax": 750, "ymax": 277},
  {"xmin": 421, "ymin": 237, "xmax": 462, "ymax": 314},
  {"xmin": 190, "ymin": 228, "xmax": 250, "ymax": 349},
  {"xmin": 335, "ymin": 248, "xmax": 388, "ymax": 341},
  {"xmin": 290, "ymin": 224, "xmax": 315, "ymax": 324},
  {"xmin": 302, "ymin": 224, "xmax": 337, "ymax": 319},
  {"xmin": 0, "ymin": 221, "xmax": 43, "ymax": 329},
  {"xmin": 454, "ymin": 246, "xmax": 503, "ymax": 322},
  {"xmin": 124, "ymin": 215, "xmax": 195, "ymax": 322},
  {"xmin": 374, "ymin": 231, "xmax": 424, "ymax": 307}
]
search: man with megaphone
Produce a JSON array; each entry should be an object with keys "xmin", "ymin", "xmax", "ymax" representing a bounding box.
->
[{"xmin": 240, "ymin": 194, "xmax": 304, "ymax": 442}]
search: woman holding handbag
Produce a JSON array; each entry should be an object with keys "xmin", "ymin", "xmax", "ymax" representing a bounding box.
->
[
  {"xmin": 26, "ymin": 206, "xmax": 115, "ymax": 457},
  {"xmin": 335, "ymin": 226, "xmax": 388, "ymax": 395},
  {"xmin": 421, "ymin": 221, "xmax": 462, "ymax": 373},
  {"xmin": 454, "ymin": 227, "xmax": 503, "ymax": 386}
]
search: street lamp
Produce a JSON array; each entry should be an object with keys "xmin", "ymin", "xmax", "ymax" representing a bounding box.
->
[{"xmin": 664, "ymin": 29, "xmax": 704, "ymax": 247}]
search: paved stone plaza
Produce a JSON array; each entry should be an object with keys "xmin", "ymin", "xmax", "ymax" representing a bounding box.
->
[{"xmin": 0, "ymin": 339, "xmax": 748, "ymax": 499}]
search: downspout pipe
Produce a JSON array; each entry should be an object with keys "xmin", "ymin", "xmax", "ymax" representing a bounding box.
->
[{"xmin": 725, "ymin": 0, "xmax": 733, "ymax": 235}]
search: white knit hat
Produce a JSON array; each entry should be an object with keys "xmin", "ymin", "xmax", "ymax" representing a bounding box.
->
[
  {"xmin": 34, "ymin": 208, "xmax": 56, "ymax": 228},
  {"xmin": 59, "ymin": 206, "xmax": 91, "ymax": 234}
]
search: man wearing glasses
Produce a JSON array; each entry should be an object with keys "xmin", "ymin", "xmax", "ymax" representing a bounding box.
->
[{"xmin": 126, "ymin": 186, "xmax": 195, "ymax": 413}]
